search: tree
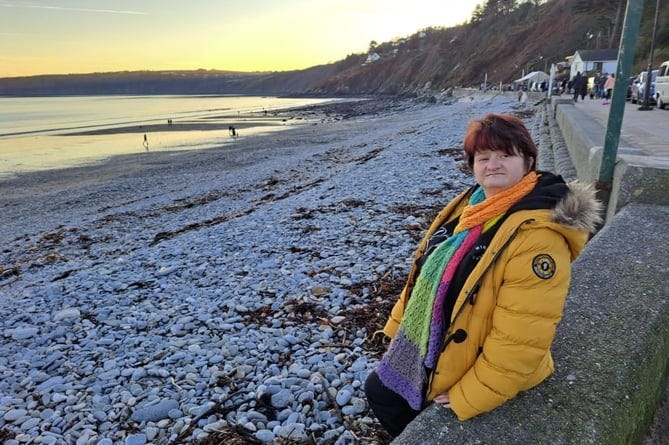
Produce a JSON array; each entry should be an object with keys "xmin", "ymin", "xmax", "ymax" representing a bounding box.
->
[
  {"xmin": 471, "ymin": 3, "xmax": 486, "ymax": 23},
  {"xmin": 608, "ymin": 0, "xmax": 625, "ymax": 48}
]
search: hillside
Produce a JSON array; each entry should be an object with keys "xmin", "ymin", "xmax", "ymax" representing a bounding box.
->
[
  {"xmin": 0, "ymin": 0, "xmax": 667, "ymax": 97},
  {"xmin": 310, "ymin": 0, "xmax": 669, "ymax": 94}
]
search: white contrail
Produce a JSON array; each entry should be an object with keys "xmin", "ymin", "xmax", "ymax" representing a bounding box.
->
[{"xmin": 0, "ymin": 2, "xmax": 148, "ymax": 15}]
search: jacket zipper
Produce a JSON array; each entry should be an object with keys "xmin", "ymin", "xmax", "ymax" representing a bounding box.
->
[{"xmin": 424, "ymin": 219, "xmax": 535, "ymax": 400}]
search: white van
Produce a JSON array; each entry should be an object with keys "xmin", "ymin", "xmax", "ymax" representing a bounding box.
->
[{"xmin": 655, "ymin": 60, "xmax": 669, "ymax": 109}]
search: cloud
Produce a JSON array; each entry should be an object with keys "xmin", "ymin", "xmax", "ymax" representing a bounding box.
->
[{"xmin": 0, "ymin": 2, "xmax": 148, "ymax": 15}]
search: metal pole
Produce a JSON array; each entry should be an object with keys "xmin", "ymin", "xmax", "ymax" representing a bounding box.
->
[
  {"xmin": 597, "ymin": 0, "xmax": 645, "ymax": 219},
  {"xmin": 639, "ymin": 0, "xmax": 660, "ymax": 110}
]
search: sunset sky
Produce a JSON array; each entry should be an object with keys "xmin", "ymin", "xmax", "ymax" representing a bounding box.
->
[{"xmin": 0, "ymin": 0, "xmax": 480, "ymax": 78}]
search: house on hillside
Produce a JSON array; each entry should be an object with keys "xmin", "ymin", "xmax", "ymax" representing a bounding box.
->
[
  {"xmin": 363, "ymin": 52, "xmax": 381, "ymax": 65},
  {"xmin": 569, "ymin": 49, "xmax": 618, "ymax": 78}
]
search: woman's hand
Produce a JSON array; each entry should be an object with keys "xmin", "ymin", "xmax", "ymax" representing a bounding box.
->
[{"xmin": 434, "ymin": 393, "xmax": 451, "ymax": 409}]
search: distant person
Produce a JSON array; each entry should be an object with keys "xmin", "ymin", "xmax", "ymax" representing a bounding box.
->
[
  {"xmin": 579, "ymin": 77, "xmax": 588, "ymax": 101},
  {"xmin": 594, "ymin": 73, "xmax": 603, "ymax": 98},
  {"xmin": 519, "ymin": 89, "xmax": 529, "ymax": 105},
  {"xmin": 229, "ymin": 126, "xmax": 237, "ymax": 137},
  {"xmin": 603, "ymin": 74, "xmax": 615, "ymax": 105},
  {"xmin": 143, "ymin": 134, "xmax": 149, "ymax": 151},
  {"xmin": 364, "ymin": 113, "xmax": 602, "ymax": 438},
  {"xmin": 570, "ymin": 72, "xmax": 585, "ymax": 102}
]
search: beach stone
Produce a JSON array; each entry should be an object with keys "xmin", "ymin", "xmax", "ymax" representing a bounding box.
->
[
  {"xmin": 39, "ymin": 436, "xmax": 58, "ymax": 445},
  {"xmin": 255, "ymin": 429, "xmax": 275, "ymax": 442},
  {"xmin": 270, "ymin": 389, "xmax": 293, "ymax": 409},
  {"xmin": 10, "ymin": 327, "xmax": 39, "ymax": 340},
  {"xmin": 336, "ymin": 388, "xmax": 353, "ymax": 406},
  {"xmin": 277, "ymin": 423, "xmax": 308, "ymax": 441},
  {"xmin": 330, "ymin": 316, "xmax": 346, "ymax": 324},
  {"xmin": 53, "ymin": 308, "xmax": 81, "ymax": 321},
  {"xmin": 125, "ymin": 433, "xmax": 147, "ymax": 445},
  {"xmin": 130, "ymin": 399, "xmax": 179, "ymax": 422},
  {"xmin": 3, "ymin": 408, "xmax": 27, "ymax": 422},
  {"xmin": 341, "ymin": 397, "xmax": 367, "ymax": 416}
]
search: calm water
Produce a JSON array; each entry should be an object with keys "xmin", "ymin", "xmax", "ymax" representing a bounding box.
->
[{"xmin": 0, "ymin": 95, "xmax": 338, "ymax": 179}]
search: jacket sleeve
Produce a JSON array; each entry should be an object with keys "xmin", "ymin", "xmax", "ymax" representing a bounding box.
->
[
  {"xmin": 449, "ymin": 227, "xmax": 573, "ymax": 420},
  {"xmin": 383, "ymin": 286, "xmax": 408, "ymax": 338}
]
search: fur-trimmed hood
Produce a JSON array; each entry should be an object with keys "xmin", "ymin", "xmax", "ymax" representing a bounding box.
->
[{"xmin": 553, "ymin": 181, "xmax": 603, "ymax": 234}]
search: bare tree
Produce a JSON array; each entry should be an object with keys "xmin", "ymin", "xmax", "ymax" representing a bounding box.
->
[{"xmin": 608, "ymin": 0, "xmax": 625, "ymax": 48}]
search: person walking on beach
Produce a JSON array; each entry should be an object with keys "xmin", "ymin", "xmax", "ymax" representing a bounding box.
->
[
  {"xmin": 364, "ymin": 113, "xmax": 602, "ymax": 438},
  {"xmin": 143, "ymin": 134, "xmax": 149, "ymax": 151}
]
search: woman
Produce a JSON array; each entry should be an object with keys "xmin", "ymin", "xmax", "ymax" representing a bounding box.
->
[{"xmin": 365, "ymin": 113, "xmax": 602, "ymax": 437}]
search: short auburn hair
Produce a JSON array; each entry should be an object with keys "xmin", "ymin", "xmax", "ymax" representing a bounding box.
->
[{"xmin": 463, "ymin": 113, "xmax": 537, "ymax": 171}]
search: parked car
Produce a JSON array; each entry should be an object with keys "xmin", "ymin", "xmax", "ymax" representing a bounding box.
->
[
  {"xmin": 631, "ymin": 69, "xmax": 658, "ymax": 104},
  {"xmin": 655, "ymin": 61, "xmax": 669, "ymax": 109}
]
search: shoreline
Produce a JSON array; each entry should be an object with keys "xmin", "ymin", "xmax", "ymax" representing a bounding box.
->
[
  {"xmin": 0, "ymin": 97, "xmax": 410, "ymax": 201},
  {"xmin": 0, "ymin": 95, "xmax": 362, "ymax": 181}
]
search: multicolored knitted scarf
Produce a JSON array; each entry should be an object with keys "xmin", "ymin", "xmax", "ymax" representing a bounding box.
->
[{"xmin": 376, "ymin": 172, "xmax": 538, "ymax": 410}]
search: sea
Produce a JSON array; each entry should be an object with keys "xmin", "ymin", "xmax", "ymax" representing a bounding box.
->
[{"xmin": 0, "ymin": 95, "xmax": 340, "ymax": 180}]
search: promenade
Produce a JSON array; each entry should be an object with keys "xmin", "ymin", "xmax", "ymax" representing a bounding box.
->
[{"xmin": 573, "ymin": 95, "xmax": 669, "ymax": 158}]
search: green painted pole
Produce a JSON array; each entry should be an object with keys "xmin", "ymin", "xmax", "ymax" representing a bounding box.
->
[
  {"xmin": 597, "ymin": 0, "xmax": 645, "ymax": 219},
  {"xmin": 639, "ymin": 0, "xmax": 660, "ymax": 110}
]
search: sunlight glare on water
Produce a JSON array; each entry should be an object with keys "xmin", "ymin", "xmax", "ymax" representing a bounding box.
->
[{"xmin": 0, "ymin": 95, "xmax": 338, "ymax": 179}]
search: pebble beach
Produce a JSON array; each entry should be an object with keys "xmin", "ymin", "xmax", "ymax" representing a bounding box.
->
[{"xmin": 0, "ymin": 92, "xmax": 534, "ymax": 444}]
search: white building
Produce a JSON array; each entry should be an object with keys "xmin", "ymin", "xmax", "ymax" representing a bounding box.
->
[
  {"xmin": 569, "ymin": 49, "xmax": 618, "ymax": 78},
  {"xmin": 364, "ymin": 52, "xmax": 381, "ymax": 65}
]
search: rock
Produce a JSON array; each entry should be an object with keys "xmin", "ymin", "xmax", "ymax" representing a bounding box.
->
[
  {"xmin": 130, "ymin": 399, "xmax": 179, "ymax": 422},
  {"xmin": 53, "ymin": 308, "xmax": 81, "ymax": 321}
]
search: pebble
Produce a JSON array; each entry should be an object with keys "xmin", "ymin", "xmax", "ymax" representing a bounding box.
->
[
  {"xmin": 4, "ymin": 409, "xmax": 28, "ymax": 422},
  {"xmin": 130, "ymin": 399, "xmax": 179, "ymax": 422},
  {"xmin": 53, "ymin": 308, "xmax": 81, "ymax": 321},
  {"xmin": 125, "ymin": 434, "xmax": 147, "ymax": 445},
  {"xmin": 0, "ymin": 96, "xmax": 528, "ymax": 444}
]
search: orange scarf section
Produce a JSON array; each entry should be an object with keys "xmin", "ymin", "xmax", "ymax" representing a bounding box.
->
[{"xmin": 455, "ymin": 171, "xmax": 538, "ymax": 234}]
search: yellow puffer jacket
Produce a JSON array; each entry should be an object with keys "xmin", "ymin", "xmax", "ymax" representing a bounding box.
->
[{"xmin": 383, "ymin": 180, "xmax": 601, "ymax": 420}]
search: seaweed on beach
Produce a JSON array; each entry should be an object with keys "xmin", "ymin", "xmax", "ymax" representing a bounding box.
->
[
  {"xmin": 353, "ymin": 145, "xmax": 387, "ymax": 164},
  {"xmin": 255, "ymin": 178, "xmax": 327, "ymax": 204},
  {"xmin": 0, "ymin": 428, "xmax": 15, "ymax": 443},
  {"xmin": 162, "ymin": 191, "xmax": 229, "ymax": 212},
  {"xmin": 511, "ymin": 108, "xmax": 537, "ymax": 119},
  {"xmin": 0, "ymin": 266, "xmax": 19, "ymax": 282},
  {"xmin": 392, "ymin": 203, "xmax": 441, "ymax": 240},
  {"xmin": 150, "ymin": 209, "xmax": 255, "ymax": 246},
  {"xmin": 435, "ymin": 146, "xmax": 465, "ymax": 161},
  {"xmin": 338, "ymin": 269, "xmax": 408, "ymax": 356}
]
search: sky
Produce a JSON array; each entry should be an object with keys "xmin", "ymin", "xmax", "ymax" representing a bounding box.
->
[{"xmin": 0, "ymin": 0, "xmax": 481, "ymax": 78}]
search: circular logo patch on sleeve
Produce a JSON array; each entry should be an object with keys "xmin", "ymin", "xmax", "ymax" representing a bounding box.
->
[{"xmin": 532, "ymin": 254, "xmax": 556, "ymax": 279}]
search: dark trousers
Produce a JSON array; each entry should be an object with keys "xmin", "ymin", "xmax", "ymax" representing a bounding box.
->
[{"xmin": 364, "ymin": 370, "xmax": 421, "ymax": 437}]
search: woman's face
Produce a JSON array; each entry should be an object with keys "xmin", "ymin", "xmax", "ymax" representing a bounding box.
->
[{"xmin": 473, "ymin": 148, "xmax": 528, "ymax": 197}]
